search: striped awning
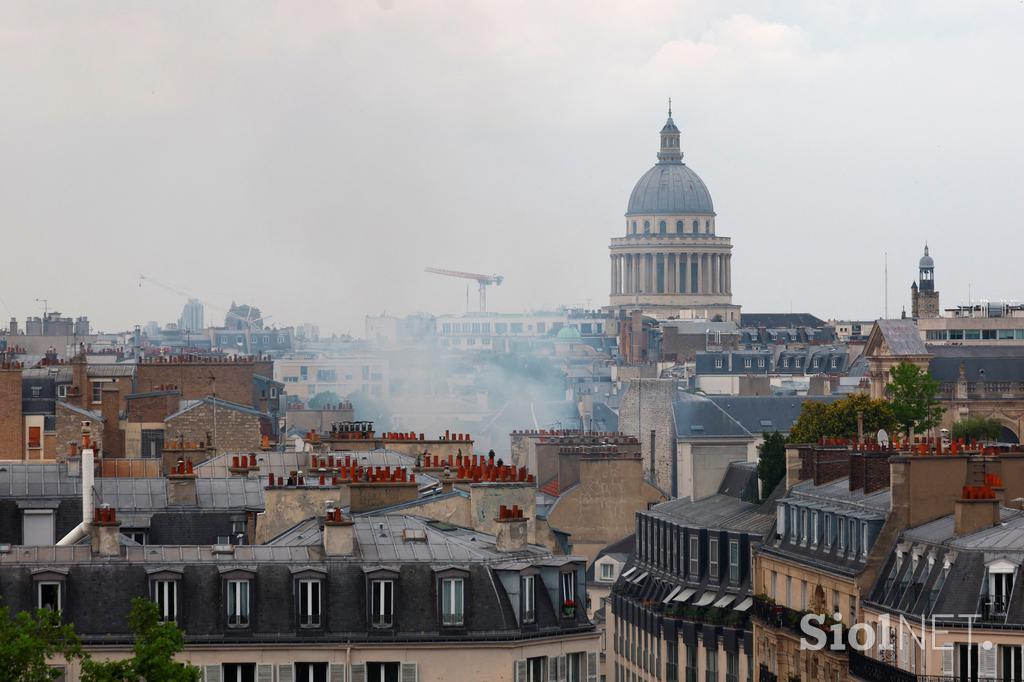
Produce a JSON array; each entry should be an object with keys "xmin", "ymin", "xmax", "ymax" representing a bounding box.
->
[
  {"xmin": 673, "ymin": 588, "xmax": 697, "ymax": 603},
  {"xmin": 734, "ymin": 597, "xmax": 753, "ymax": 612},
  {"xmin": 713, "ymin": 594, "xmax": 735, "ymax": 608},
  {"xmin": 663, "ymin": 586, "xmax": 683, "ymax": 604},
  {"xmin": 693, "ymin": 592, "xmax": 715, "ymax": 607}
]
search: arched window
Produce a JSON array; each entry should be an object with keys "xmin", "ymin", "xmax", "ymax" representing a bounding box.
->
[
  {"xmin": 692, "ymin": 220, "xmax": 699, "ymax": 233},
  {"xmin": 676, "ymin": 220, "xmax": 683, "ymax": 233},
  {"xmin": 659, "ymin": 220, "xmax": 666, "ymax": 234},
  {"xmin": 643, "ymin": 221, "xmax": 650, "ymax": 234},
  {"xmin": 706, "ymin": 219, "xmax": 711, "ymax": 233},
  {"xmin": 631, "ymin": 221, "xmax": 636, "ymax": 234}
]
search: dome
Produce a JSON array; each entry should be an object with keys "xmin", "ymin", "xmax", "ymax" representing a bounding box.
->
[
  {"xmin": 555, "ymin": 326, "xmax": 582, "ymax": 341},
  {"xmin": 919, "ymin": 245, "xmax": 934, "ymax": 268},
  {"xmin": 626, "ymin": 163, "xmax": 715, "ymax": 216}
]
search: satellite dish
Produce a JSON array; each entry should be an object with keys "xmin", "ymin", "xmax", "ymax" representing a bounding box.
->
[{"xmin": 877, "ymin": 429, "xmax": 890, "ymax": 448}]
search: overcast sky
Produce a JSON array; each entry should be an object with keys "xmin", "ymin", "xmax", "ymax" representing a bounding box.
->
[{"xmin": 2, "ymin": 1, "xmax": 1022, "ymax": 336}]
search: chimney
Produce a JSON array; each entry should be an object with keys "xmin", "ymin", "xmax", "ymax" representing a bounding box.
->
[
  {"xmin": 323, "ymin": 506, "xmax": 355, "ymax": 556},
  {"xmin": 91, "ymin": 505, "xmax": 122, "ymax": 557},
  {"xmin": 166, "ymin": 459, "xmax": 198, "ymax": 506},
  {"xmin": 955, "ymin": 486, "xmax": 1001, "ymax": 537},
  {"xmin": 494, "ymin": 504, "xmax": 529, "ymax": 552}
]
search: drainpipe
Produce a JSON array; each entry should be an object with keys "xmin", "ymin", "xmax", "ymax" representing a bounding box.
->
[{"xmin": 57, "ymin": 446, "xmax": 94, "ymax": 546}]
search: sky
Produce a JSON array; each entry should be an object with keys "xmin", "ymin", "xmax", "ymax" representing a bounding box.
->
[{"xmin": 1, "ymin": 1, "xmax": 1022, "ymax": 336}]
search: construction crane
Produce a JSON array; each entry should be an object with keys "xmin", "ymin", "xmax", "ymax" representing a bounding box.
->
[{"xmin": 424, "ymin": 268, "xmax": 504, "ymax": 312}]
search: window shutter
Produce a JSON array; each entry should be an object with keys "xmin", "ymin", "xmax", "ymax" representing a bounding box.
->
[
  {"xmin": 257, "ymin": 664, "xmax": 274, "ymax": 682},
  {"xmin": 586, "ymin": 653, "xmax": 598, "ymax": 682},
  {"xmin": 399, "ymin": 663, "xmax": 418, "ymax": 682},
  {"xmin": 329, "ymin": 663, "xmax": 346, "ymax": 682},
  {"xmin": 899, "ymin": 631, "xmax": 907, "ymax": 667},
  {"xmin": 941, "ymin": 647, "xmax": 954, "ymax": 676},
  {"xmin": 350, "ymin": 663, "xmax": 366, "ymax": 682},
  {"xmin": 204, "ymin": 665, "xmax": 221, "ymax": 682},
  {"xmin": 279, "ymin": 664, "xmax": 295, "ymax": 682},
  {"xmin": 980, "ymin": 645, "xmax": 997, "ymax": 679},
  {"xmin": 548, "ymin": 657, "xmax": 558, "ymax": 682},
  {"xmin": 558, "ymin": 655, "xmax": 567, "ymax": 682},
  {"xmin": 515, "ymin": 660, "xmax": 527, "ymax": 682}
]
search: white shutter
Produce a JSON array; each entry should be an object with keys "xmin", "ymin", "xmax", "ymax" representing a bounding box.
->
[
  {"xmin": 515, "ymin": 660, "xmax": 527, "ymax": 682},
  {"xmin": 586, "ymin": 652, "xmax": 598, "ymax": 682},
  {"xmin": 329, "ymin": 663, "xmax": 346, "ymax": 682},
  {"xmin": 257, "ymin": 664, "xmax": 274, "ymax": 682},
  {"xmin": 205, "ymin": 665, "xmax": 222, "ymax": 682},
  {"xmin": 350, "ymin": 663, "xmax": 366, "ymax": 682},
  {"xmin": 941, "ymin": 647, "xmax": 954, "ymax": 676},
  {"xmin": 279, "ymin": 664, "xmax": 295, "ymax": 682},
  {"xmin": 558, "ymin": 655, "xmax": 567, "ymax": 682},
  {"xmin": 400, "ymin": 663, "xmax": 418, "ymax": 682},
  {"xmin": 548, "ymin": 657, "xmax": 558, "ymax": 682},
  {"xmin": 980, "ymin": 644, "xmax": 997, "ymax": 679}
]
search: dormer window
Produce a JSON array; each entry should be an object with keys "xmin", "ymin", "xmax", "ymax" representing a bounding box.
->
[
  {"xmin": 838, "ymin": 518, "xmax": 846, "ymax": 551},
  {"xmin": 521, "ymin": 574, "xmax": 536, "ymax": 624},
  {"xmin": 441, "ymin": 578, "xmax": 465, "ymax": 626},
  {"xmin": 560, "ymin": 571, "xmax": 577, "ymax": 617},
  {"xmin": 148, "ymin": 570, "xmax": 183, "ymax": 623},
  {"xmin": 298, "ymin": 579, "xmax": 322, "ymax": 628},
  {"xmin": 987, "ymin": 560, "xmax": 1017, "ymax": 616},
  {"xmin": 371, "ymin": 579, "xmax": 394, "ymax": 628},
  {"xmin": 226, "ymin": 580, "xmax": 250, "ymax": 628},
  {"xmin": 708, "ymin": 537, "xmax": 719, "ymax": 580},
  {"xmin": 38, "ymin": 581, "xmax": 62, "ymax": 613},
  {"xmin": 689, "ymin": 536, "xmax": 700, "ymax": 578}
]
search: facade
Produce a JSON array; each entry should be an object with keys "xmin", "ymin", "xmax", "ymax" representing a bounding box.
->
[
  {"xmin": 919, "ymin": 302, "xmax": 1024, "ymax": 345},
  {"xmin": 436, "ymin": 309, "xmax": 606, "ymax": 352},
  {"xmin": 177, "ymin": 298, "xmax": 204, "ymax": 333},
  {"xmin": 607, "ymin": 476, "xmax": 772, "ymax": 682},
  {"xmin": 608, "ymin": 106, "xmax": 740, "ymax": 322},
  {"xmin": 275, "ymin": 353, "xmax": 389, "ymax": 400}
]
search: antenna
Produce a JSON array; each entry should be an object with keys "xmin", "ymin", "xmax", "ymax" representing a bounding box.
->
[{"xmin": 884, "ymin": 252, "xmax": 889, "ymax": 319}]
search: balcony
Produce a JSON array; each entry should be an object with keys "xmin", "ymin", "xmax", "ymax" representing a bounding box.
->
[{"xmin": 849, "ymin": 650, "xmax": 955, "ymax": 682}]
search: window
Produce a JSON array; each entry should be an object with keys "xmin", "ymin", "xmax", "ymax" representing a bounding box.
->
[
  {"xmin": 706, "ymin": 647, "xmax": 718, "ymax": 682},
  {"xmin": 567, "ymin": 653, "xmax": 584, "ymax": 682},
  {"xmin": 838, "ymin": 518, "xmax": 846, "ymax": 551},
  {"xmin": 365, "ymin": 663, "xmax": 400, "ymax": 682},
  {"xmin": 689, "ymin": 536, "xmax": 700, "ymax": 578},
  {"xmin": 824, "ymin": 514, "xmax": 832, "ymax": 547},
  {"xmin": 862, "ymin": 524, "xmax": 870, "ymax": 557},
  {"xmin": 785, "ymin": 576, "xmax": 792, "ymax": 608},
  {"xmin": 57, "ymin": 384, "xmax": 68, "ymax": 398},
  {"xmin": 692, "ymin": 220, "xmax": 699, "ymax": 233},
  {"xmin": 270, "ymin": 387, "xmax": 278, "ymax": 399},
  {"xmin": 152, "ymin": 579, "xmax": 177, "ymax": 622},
  {"xmin": 811, "ymin": 511, "xmax": 819, "ymax": 545},
  {"xmin": 560, "ymin": 571, "xmax": 576, "ymax": 614},
  {"xmin": 38, "ymin": 582, "xmax": 62, "ymax": 612},
  {"xmin": 667, "ymin": 640, "xmax": 679, "ymax": 682},
  {"xmin": 790, "ymin": 506, "xmax": 798, "ymax": 541},
  {"xmin": 299, "ymin": 579, "xmax": 322, "ymax": 627},
  {"xmin": 676, "ymin": 220, "xmax": 684, "ymax": 233},
  {"xmin": 227, "ymin": 580, "xmax": 250, "ymax": 627},
  {"xmin": 714, "ymin": 358, "xmax": 723, "ymax": 369},
  {"xmin": 521, "ymin": 575, "xmax": 536, "ymax": 623},
  {"xmin": 22, "ymin": 510, "xmax": 54, "ymax": 545},
  {"xmin": 708, "ymin": 537, "xmax": 719, "ymax": 580},
  {"xmin": 371, "ymin": 579, "xmax": 394, "ymax": 627},
  {"xmin": 28, "ymin": 426, "xmax": 41, "ymax": 449},
  {"xmin": 91, "ymin": 381, "xmax": 107, "ymax": 403},
  {"xmin": 659, "ymin": 220, "xmax": 667, "ymax": 234},
  {"xmin": 441, "ymin": 577, "xmax": 464, "ymax": 626},
  {"xmin": 758, "ymin": 358, "xmax": 766, "ymax": 368},
  {"xmin": 727, "ymin": 652, "xmax": 739, "ymax": 682},
  {"xmin": 686, "ymin": 645, "xmax": 698, "ymax": 681},
  {"xmin": 744, "ymin": 358, "xmax": 752, "ymax": 368},
  {"xmin": 644, "ymin": 221, "xmax": 650, "ymax": 233},
  {"xmin": 222, "ymin": 663, "xmax": 256, "ymax": 682},
  {"xmin": 600, "ymin": 563, "xmax": 615, "ymax": 581},
  {"xmin": 631, "ymin": 221, "xmax": 637, "ymax": 234},
  {"xmin": 729, "ymin": 540, "xmax": 740, "ymax": 583},
  {"xmin": 525, "ymin": 658, "xmax": 545, "ymax": 682},
  {"xmin": 848, "ymin": 519, "xmax": 858, "ymax": 555},
  {"xmin": 294, "ymin": 663, "xmax": 329, "ymax": 682}
]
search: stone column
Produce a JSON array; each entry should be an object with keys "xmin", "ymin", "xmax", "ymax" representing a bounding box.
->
[
  {"xmin": 625, "ymin": 255, "xmax": 633, "ymax": 294},
  {"xmin": 695, "ymin": 253, "xmax": 703, "ymax": 294},
  {"xmin": 667, "ymin": 253, "xmax": 676, "ymax": 294},
  {"xmin": 610, "ymin": 255, "xmax": 616, "ymax": 296},
  {"xmin": 681, "ymin": 253, "xmax": 689, "ymax": 294},
  {"xmin": 726, "ymin": 255, "xmax": 732, "ymax": 294},
  {"xmin": 615, "ymin": 255, "xmax": 622, "ymax": 294}
]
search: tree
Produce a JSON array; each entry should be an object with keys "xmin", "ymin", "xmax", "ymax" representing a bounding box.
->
[
  {"xmin": 81, "ymin": 598, "xmax": 200, "ymax": 682},
  {"xmin": 788, "ymin": 393, "xmax": 898, "ymax": 444},
  {"xmin": 757, "ymin": 432, "xmax": 787, "ymax": 500},
  {"xmin": 888, "ymin": 362, "xmax": 944, "ymax": 436},
  {"xmin": 306, "ymin": 391, "xmax": 343, "ymax": 410},
  {"xmin": 952, "ymin": 416, "xmax": 1005, "ymax": 443},
  {"xmin": 0, "ymin": 606, "xmax": 83, "ymax": 682}
]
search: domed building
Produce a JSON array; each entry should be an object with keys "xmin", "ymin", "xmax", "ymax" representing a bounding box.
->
[{"xmin": 608, "ymin": 107, "xmax": 740, "ymax": 321}]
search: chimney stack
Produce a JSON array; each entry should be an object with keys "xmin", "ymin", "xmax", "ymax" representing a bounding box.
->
[
  {"xmin": 323, "ymin": 506, "xmax": 355, "ymax": 556},
  {"xmin": 167, "ymin": 459, "xmax": 198, "ymax": 506},
  {"xmin": 955, "ymin": 485, "xmax": 1001, "ymax": 536},
  {"xmin": 494, "ymin": 504, "xmax": 529, "ymax": 552},
  {"xmin": 91, "ymin": 505, "xmax": 122, "ymax": 557}
]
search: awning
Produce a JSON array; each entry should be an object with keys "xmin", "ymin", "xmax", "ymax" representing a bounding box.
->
[
  {"xmin": 713, "ymin": 594, "xmax": 736, "ymax": 608},
  {"xmin": 674, "ymin": 587, "xmax": 697, "ymax": 603},
  {"xmin": 734, "ymin": 597, "xmax": 753, "ymax": 612},
  {"xmin": 663, "ymin": 586, "xmax": 683, "ymax": 604},
  {"xmin": 621, "ymin": 566, "xmax": 637, "ymax": 579},
  {"xmin": 693, "ymin": 592, "xmax": 715, "ymax": 607},
  {"xmin": 632, "ymin": 571, "xmax": 649, "ymax": 585}
]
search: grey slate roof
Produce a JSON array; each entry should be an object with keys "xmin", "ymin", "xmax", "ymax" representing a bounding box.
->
[
  {"xmin": 646, "ymin": 494, "xmax": 774, "ymax": 535},
  {"xmin": 166, "ymin": 396, "xmax": 268, "ymax": 421},
  {"xmin": 740, "ymin": 313, "xmax": 827, "ymax": 329},
  {"xmin": 709, "ymin": 395, "xmax": 843, "ymax": 435},
  {"xmin": 672, "ymin": 393, "xmax": 752, "ymax": 440},
  {"xmin": 927, "ymin": 345, "xmax": 1024, "ymax": 382},
  {"xmin": 873, "ymin": 319, "xmax": 929, "ymax": 356}
]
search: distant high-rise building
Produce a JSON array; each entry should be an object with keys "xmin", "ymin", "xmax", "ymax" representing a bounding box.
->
[
  {"xmin": 178, "ymin": 298, "xmax": 205, "ymax": 333},
  {"xmin": 226, "ymin": 302, "xmax": 262, "ymax": 331}
]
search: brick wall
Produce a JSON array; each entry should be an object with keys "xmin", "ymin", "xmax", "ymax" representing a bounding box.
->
[
  {"xmin": 618, "ymin": 378, "xmax": 678, "ymax": 494},
  {"xmin": 100, "ymin": 388, "xmax": 124, "ymax": 457},
  {"xmin": 863, "ymin": 453, "xmax": 892, "ymax": 494},
  {"xmin": 126, "ymin": 391, "xmax": 181, "ymax": 423},
  {"xmin": 137, "ymin": 359, "xmax": 257, "ymax": 407},
  {"xmin": 55, "ymin": 403, "xmax": 103, "ymax": 459},
  {"xmin": 165, "ymin": 402, "xmax": 263, "ymax": 454},
  {"xmin": 0, "ymin": 367, "xmax": 22, "ymax": 458}
]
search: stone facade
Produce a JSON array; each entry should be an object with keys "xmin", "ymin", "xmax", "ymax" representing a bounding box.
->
[
  {"xmin": 618, "ymin": 378, "xmax": 678, "ymax": 494},
  {"xmin": 55, "ymin": 402, "xmax": 103, "ymax": 459}
]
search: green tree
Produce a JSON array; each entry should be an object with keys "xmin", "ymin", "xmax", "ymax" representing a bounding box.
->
[
  {"xmin": 888, "ymin": 362, "xmax": 944, "ymax": 435},
  {"xmin": 952, "ymin": 416, "xmax": 1005, "ymax": 442},
  {"xmin": 306, "ymin": 391, "xmax": 343, "ymax": 410},
  {"xmin": 0, "ymin": 606, "xmax": 83, "ymax": 682},
  {"xmin": 81, "ymin": 598, "xmax": 199, "ymax": 682},
  {"xmin": 757, "ymin": 432, "xmax": 787, "ymax": 500},
  {"xmin": 788, "ymin": 393, "xmax": 898, "ymax": 444}
]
